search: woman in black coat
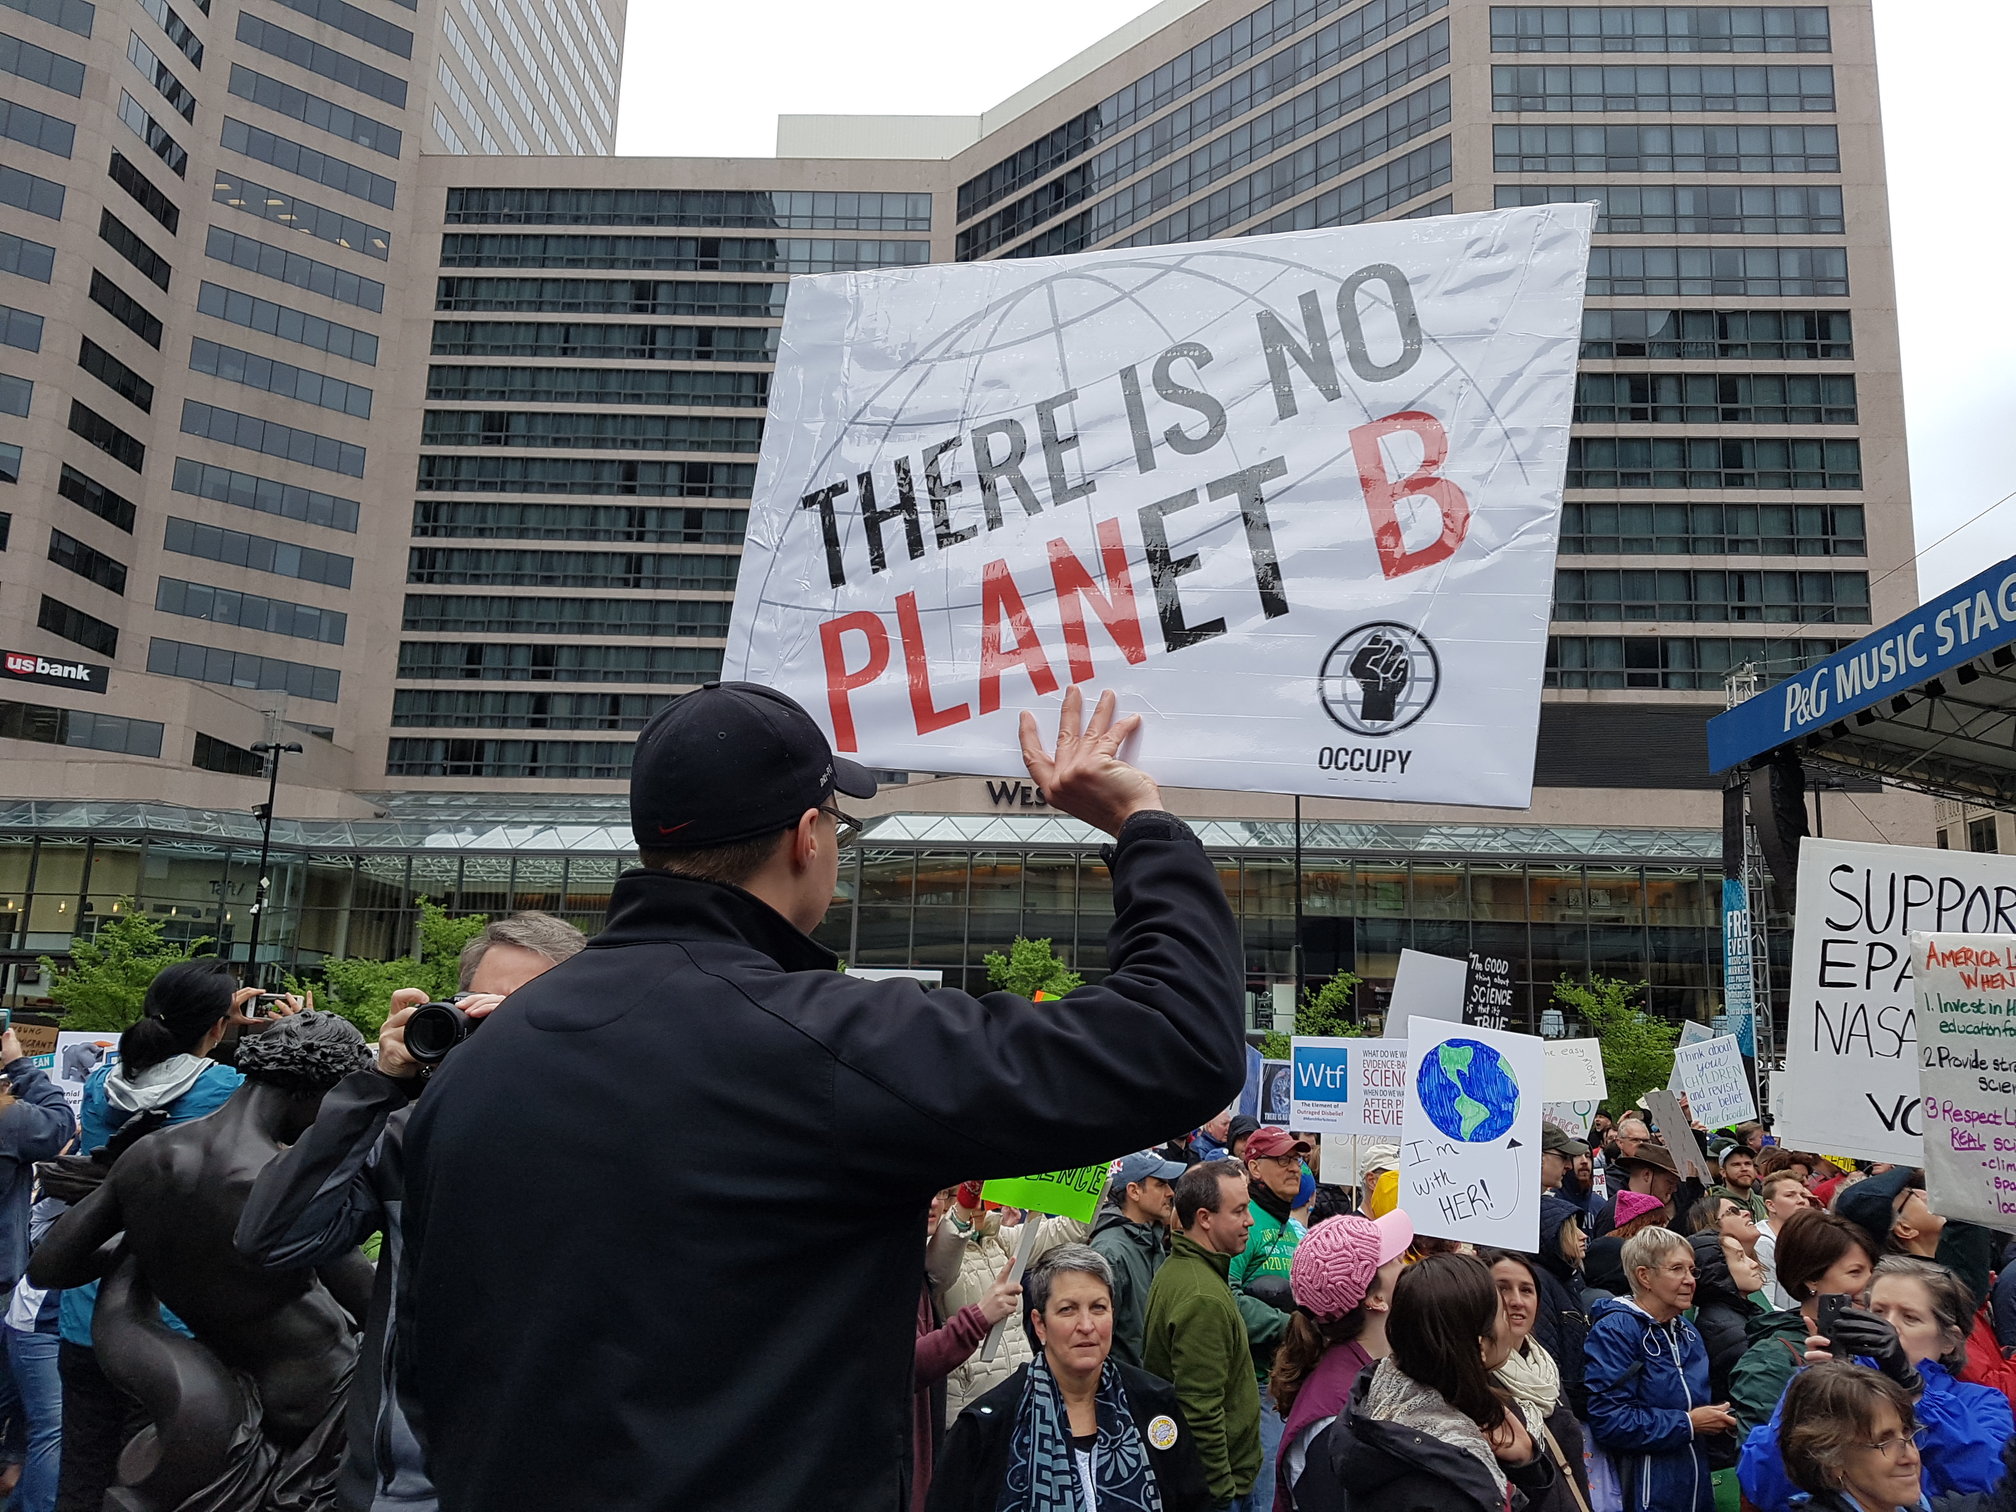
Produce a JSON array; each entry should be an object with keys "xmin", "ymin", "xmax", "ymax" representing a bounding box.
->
[{"xmin": 1529, "ymin": 1194, "xmax": 1592, "ymax": 1421}]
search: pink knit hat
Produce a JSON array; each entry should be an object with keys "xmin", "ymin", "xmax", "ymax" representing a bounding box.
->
[
  {"xmin": 1615, "ymin": 1190, "xmax": 1666, "ymax": 1228},
  {"xmin": 1290, "ymin": 1210, "xmax": 1414, "ymax": 1321}
]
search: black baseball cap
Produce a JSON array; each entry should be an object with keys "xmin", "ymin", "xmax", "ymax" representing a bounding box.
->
[{"xmin": 630, "ymin": 682, "xmax": 876, "ymax": 850}]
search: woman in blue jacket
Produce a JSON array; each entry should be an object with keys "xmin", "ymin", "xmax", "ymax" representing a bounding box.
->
[
  {"xmin": 1738, "ymin": 1256, "xmax": 2011, "ymax": 1512},
  {"xmin": 1585, "ymin": 1228, "xmax": 1736, "ymax": 1512},
  {"xmin": 54, "ymin": 962, "xmax": 271, "ymax": 1512}
]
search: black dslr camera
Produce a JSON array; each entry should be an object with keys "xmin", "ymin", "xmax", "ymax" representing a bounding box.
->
[{"xmin": 404, "ymin": 993, "xmax": 480, "ymax": 1066}]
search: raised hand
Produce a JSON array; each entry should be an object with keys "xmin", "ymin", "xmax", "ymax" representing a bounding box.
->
[{"xmin": 1017, "ymin": 686, "xmax": 1163, "ymax": 837}]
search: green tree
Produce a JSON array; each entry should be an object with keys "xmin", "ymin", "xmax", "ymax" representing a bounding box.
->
[
  {"xmin": 1552, "ymin": 974, "xmax": 1677, "ymax": 1116},
  {"xmin": 1259, "ymin": 968, "xmax": 1365, "ymax": 1059},
  {"xmin": 983, "ymin": 936, "xmax": 1084, "ymax": 999},
  {"xmin": 38, "ymin": 905, "xmax": 211, "ymax": 1032},
  {"xmin": 312, "ymin": 901, "xmax": 490, "ymax": 1036}
]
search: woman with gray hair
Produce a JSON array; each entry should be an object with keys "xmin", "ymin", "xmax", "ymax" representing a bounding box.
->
[{"xmin": 929, "ymin": 1243, "xmax": 1212, "ymax": 1512}]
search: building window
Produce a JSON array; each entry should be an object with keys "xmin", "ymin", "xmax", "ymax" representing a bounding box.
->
[
  {"xmin": 1969, "ymin": 818, "xmax": 1999, "ymax": 854},
  {"xmin": 204, "ymin": 226, "xmax": 387, "ymax": 312},
  {"xmin": 431, "ymin": 277, "xmax": 785, "ymax": 318},
  {"xmin": 1491, "ymin": 63, "xmax": 1834, "ymax": 111},
  {"xmin": 98, "ymin": 210, "xmax": 172, "ymax": 290},
  {"xmin": 179, "ymin": 399, "xmax": 366, "ymax": 477},
  {"xmin": 385, "ymin": 737, "xmax": 634, "ymax": 779},
  {"xmin": 1573, "ymin": 373, "xmax": 1856, "ymax": 425},
  {"xmin": 436, "ymin": 235, "xmax": 930, "ymax": 274},
  {"xmin": 136, "ymin": 0, "xmax": 203, "ymax": 66},
  {"xmin": 48, "ymin": 526, "xmax": 128, "ymax": 593},
  {"xmin": 212, "ymin": 171, "xmax": 391, "ymax": 260},
  {"xmin": 405, "ymin": 547, "xmax": 739, "ymax": 590},
  {"xmin": 428, "ymin": 321, "xmax": 773, "ymax": 363},
  {"xmin": 0, "ymin": 374, "xmax": 28, "ymax": 417},
  {"xmin": 226, "ymin": 64, "xmax": 402, "ymax": 157},
  {"xmin": 413, "ymin": 456, "xmax": 756, "ymax": 498},
  {"xmin": 0, "ymin": 163, "xmax": 64, "ymax": 220},
  {"xmin": 390, "ymin": 689, "xmax": 676, "ymax": 729},
  {"xmin": 400, "ymin": 595, "xmax": 732, "ymax": 638},
  {"xmin": 163, "ymin": 515, "xmax": 355, "ymax": 586},
  {"xmin": 1553, "ymin": 568, "xmax": 1869, "ymax": 624},
  {"xmin": 262, "ymin": 0, "xmax": 411, "ymax": 59},
  {"xmin": 423, "ymin": 366, "xmax": 765, "ymax": 409},
  {"xmin": 67, "ymin": 400, "xmax": 146, "ymax": 472},
  {"xmin": 196, "ymin": 283, "xmax": 377, "ymax": 365},
  {"xmin": 233, "ymin": 13, "xmax": 408, "ymax": 108},
  {"xmin": 57, "ymin": 464, "xmax": 136, "ymax": 532},
  {"xmin": 0, "ymin": 304, "xmax": 44, "ymax": 352},
  {"xmin": 117, "ymin": 90, "xmax": 186, "ymax": 173},
  {"xmin": 219, "ymin": 117, "xmax": 395, "ymax": 209},
  {"xmin": 0, "ymin": 96, "xmax": 75, "ymax": 156},
  {"xmin": 1580, "ymin": 307, "xmax": 1850, "ymax": 359},
  {"xmin": 418, "ymin": 411, "xmax": 763, "ymax": 455},
  {"xmin": 2, "ymin": 30, "xmax": 87, "ymax": 94},
  {"xmin": 1243, "ymin": 138, "xmax": 1453, "ymax": 237},
  {"xmin": 1546, "ymin": 635, "xmax": 1845, "ymax": 690},
  {"xmin": 1491, "ymin": 7, "xmax": 1830, "ymax": 53},
  {"xmin": 410, "ymin": 500, "xmax": 745, "ymax": 544},
  {"xmin": 0, "ymin": 699, "xmax": 161, "ymax": 757},
  {"xmin": 87, "ymin": 270, "xmax": 163, "ymax": 346},
  {"xmin": 147, "ymin": 636, "xmax": 340, "ymax": 700},
  {"xmin": 445, "ymin": 188, "xmax": 935, "ymax": 232},
  {"xmin": 37, "ymin": 595, "xmax": 118, "ymax": 655},
  {"xmin": 1496, "ymin": 182, "xmax": 1843, "ymax": 234},
  {"xmin": 0, "ymin": 449, "xmax": 16, "ymax": 487},
  {"xmin": 192, "ymin": 731, "xmax": 266, "ymax": 774},
  {"xmin": 395, "ymin": 641, "xmax": 724, "ymax": 683},
  {"xmin": 1493, "ymin": 121, "xmax": 1836, "ymax": 171},
  {"xmin": 170, "ymin": 456, "xmax": 359, "ymax": 531},
  {"xmin": 0, "ymin": 231, "xmax": 55, "ymax": 283},
  {"xmin": 127, "ymin": 32, "xmax": 196, "ymax": 121},
  {"xmin": 3, "ymin": 0, "xmax": 97, "ymax": 41},
  {"xmin": 156, "ymin": 576, "xmax": 346, "ymax": 642},
  {"xmin": 77, "ymin": 336, "xmax": 155, "ymax": 412},
  {"xmin": 1561, "ymin": 501, "xmax": 1863, "ymax": 556},
  {"xmin": 109, "ymin": 150, "xmax": 179, "ymax": 232},
  {"xmin": 1567, "ymin": 437, "xmax": 1861, "ymax": 490},
  {"xmin": 190, "ymin": 337, "xmax": 374, "ymax": 418},
  {"xmin": 1587, "ymin": 245, "xmax": 1847, "ymax": 297}
]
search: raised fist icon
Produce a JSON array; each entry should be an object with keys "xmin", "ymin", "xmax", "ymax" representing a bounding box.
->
[{"xmin": 1347, "ymin": 633, "xmax": 1410, "ymax": 724}]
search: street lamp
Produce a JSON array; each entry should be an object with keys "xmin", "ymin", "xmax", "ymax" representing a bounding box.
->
[{"xmin": 244, "ymin": 740, "xmax": 303, "ymax": 987}]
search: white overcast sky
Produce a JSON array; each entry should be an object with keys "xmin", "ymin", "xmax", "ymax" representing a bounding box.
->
[{"xmin": 616, "ymin": 0, "xmax": 2016, "ymax": 603}]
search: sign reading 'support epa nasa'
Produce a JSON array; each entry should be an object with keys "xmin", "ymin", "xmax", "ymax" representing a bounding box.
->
[{"xmin": 723, "ymin": 206, "xmax": 1594, "ymax": 804}]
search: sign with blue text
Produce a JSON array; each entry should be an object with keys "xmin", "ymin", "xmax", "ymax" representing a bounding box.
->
[
  {"xmin": 1291, "ymin": 1036, "xmax": 1406, "ymax": 1136},
  {"xmin": 1722, "ymin": 877, "xmax": 1757, "ymax": 1056},
  {"xmin": 1912, "ymin": 931, "xmax": 2016, "ymax": 1228}
]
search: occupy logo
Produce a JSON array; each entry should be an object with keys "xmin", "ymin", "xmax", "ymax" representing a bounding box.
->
[{"xmin": 1318, "ymin": 622, "xmax": 1439, "ymax": 736}]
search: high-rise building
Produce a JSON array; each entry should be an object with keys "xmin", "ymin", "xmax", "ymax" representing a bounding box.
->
[{"xmin": 0, "ymin": 0, "xmax": 1921, "ymax": 1029}]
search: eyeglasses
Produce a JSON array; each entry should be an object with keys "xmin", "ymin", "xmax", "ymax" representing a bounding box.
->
[
  {"xmin": 1858, "ymin": 1429, "xmax": 1926, "ymax": 1462},
  {"xmin": 820, "ymin": 806, "xmax": 863, "ymax": 847}
]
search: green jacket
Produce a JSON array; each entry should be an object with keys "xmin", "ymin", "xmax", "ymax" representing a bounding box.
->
[
  {"xmin": 1087, "ymin": 1208, "xmax": 1167, "ymax": 1369},
  {"xmin": 1143, "ymin": 1232, "xmax": 1262, "ymax": 1502},
  {"xmin": 1229, "ymin": 1195, "xmax": 1300, "ymax": 1379},
  {"xmin": 1729, "ymin": 1305, "xmax": 1810, "ymax": 1435}
]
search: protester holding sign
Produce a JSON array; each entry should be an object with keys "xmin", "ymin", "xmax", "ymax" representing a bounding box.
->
[{"xmin": 398, "ymin": 684, "xmax": 1248, "ymax": 1512}]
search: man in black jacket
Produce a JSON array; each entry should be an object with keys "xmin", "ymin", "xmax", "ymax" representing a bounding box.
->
[{"xmin": 398, "ymin": 682, "xmax": 1246, "ymax": 1512}]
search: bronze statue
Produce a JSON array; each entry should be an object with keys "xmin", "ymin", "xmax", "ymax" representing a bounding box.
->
[{"xmin": 32, "ymin": 1011, "xmax": 375, "ymax": 1512}]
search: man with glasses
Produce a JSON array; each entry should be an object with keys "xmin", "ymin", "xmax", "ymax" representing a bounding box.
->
[
  {"xmin": 398, "ymin": 681, "xmax": 1248, "ymax": 1512},
  {"xmin": 1231, "ymin": 1126, "xmax": 1310, "ymax": 1508}
]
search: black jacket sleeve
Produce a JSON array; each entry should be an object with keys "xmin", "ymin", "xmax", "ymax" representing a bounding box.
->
[
  {"xmin": 814, "ymin": 810, "xmax": 1248, "ymax": 1184},
  {"xmin": 234, "ymin": 1066, "xmax": 411, "ymax": 1268}
]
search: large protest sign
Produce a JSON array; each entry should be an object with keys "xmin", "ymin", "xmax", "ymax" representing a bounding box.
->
[
  {"xmin": 982, "ymin": 1165, "xmax": 1108, "ymax": 1225},
  {"xmin": 724, "ymin": 206, "xmax": 1594, "ymax": 804},
  {"xmin": 1913, "ymin": 932, "xmax": 2016, "ymax": 1227},
  {"xmin": 1643, "ymin": 1090, "xmax": 1713, "ymax": 1182},
  {"xmin": 1387, "ymin": 949, "xmax": 1469, "ymax": 1033},
  {"xmin": 1465, "ymin": 951, "xmax": 1515, "ymax": 1030},
  {"xmin": 1291, "ymin": 1036, "xmax": 1406, "ymax": 1136},
  {"xmin": 1787, "ymin": 838, "xmax": 2016, "ymax": 1163},
  {"xmin": 1671, "ymin": 1034, "xmax": 1756, "ymax": 1129},
  {"xmin": 1544, "ymin": 1040, "xmax": 1607, "ymax": 1102},
  {"xmin": 1401, "ymin": 1019, "xmax": 1543, "ymax": 1250}
]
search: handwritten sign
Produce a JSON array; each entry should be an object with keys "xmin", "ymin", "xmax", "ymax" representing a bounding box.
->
[
  {"xmin": 1401, "ymin": 1019, "xmax": 1542, "ymax": 1249},
  {"xmin": 1643, "ymin": 1089, "xmax": 1712, "ymax": 1182},
  {"xmin": 1543, "ymin": 1101, "xmax": 1598, "ymax": 1139},
  {"xmin": 1544, "ymin": 1039, "xmax": 1607, "ymax": 1102},
  {"xmin": 1669, "ymin": 1019, "xmax": 1716, "ymax": 1091},
  {"xmin": 1465, "ymin": 952, "xmax": 1515, "ymax": 1031},
  {"xmin": 1387, "ymin": 949, "xmax": 1468, "ymax": 1034},
  {"xmin": 1912, "ymin": 931, "xmax": 2016, "ymax": 1227},
  {"xmin": 1671, "ymin": 1034, "xmax": 1756, "ymax": 1130},
  {"xmin": 983, "ymin": 1165, "xmax": 1109, "ymax": 1224},
  {"xmin": 1292, "ymin": 1037, "xmax": 1407, "ymax": 1136}
]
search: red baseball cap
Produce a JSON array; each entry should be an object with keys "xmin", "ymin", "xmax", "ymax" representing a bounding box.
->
[{"xmin": 1244, "ymin": 1127, "xmax": 1312, "ymax": 1159}]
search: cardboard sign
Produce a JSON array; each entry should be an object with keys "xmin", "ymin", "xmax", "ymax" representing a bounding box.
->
[
  {"xmin": 1400, "ymin": 1019, "xmax": 1543, "ymax": 1250},
  {"xmin": 723, "ymin": 205, "xmax": 1594, "ymax": 805},
  {"xmin": 1542, "ymin": 1101, "xmax": 1598, "ymax": 1139},
  {"xmin": 1291, "ymin": 1036, "xmax": 1407, "ymax": 1136},
  {"xmin": 1387, "ymin": 949, "xmax": 1469, "ymax": 1034},
  {"xmin": 1671, "ymin": 1034, "xmax": 1756, "ymax": 1130},
  {"xmin": 982, "ymin": 1165, "xmax": 1109, "ymax": 1224},
  {"xmin": 1544, "ymin": 1039, "xmax": 1607, "ymax": 1102},
  {"xmin": 1786, "ymin": 838, "xmax": 2016, "ymax": 1163},
  {"xmin": 1912, "ymin": 932, "xmax": 2016, "ymax": 1226},
  {"xmin": 1643, "ymin": 1089, "xmax": 1712, "ymax": 1182}
]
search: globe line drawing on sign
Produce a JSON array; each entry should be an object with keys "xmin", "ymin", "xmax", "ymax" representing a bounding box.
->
[{"xmin": 1417, "ymin": 1038, "xmax": 1521, "ymax": 1143}]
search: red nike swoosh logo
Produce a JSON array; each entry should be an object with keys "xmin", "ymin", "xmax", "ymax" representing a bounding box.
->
[{"xmin": 655, "ymin": 821, "xmax": 694, "ymax": 836}]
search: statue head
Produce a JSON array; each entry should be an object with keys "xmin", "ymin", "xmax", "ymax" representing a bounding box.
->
[{"xmin": 236, "ymin": 1011, "xmax": 372, "ymax": 1135}]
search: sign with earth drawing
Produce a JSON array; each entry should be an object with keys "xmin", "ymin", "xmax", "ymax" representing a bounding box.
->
[{"xmin": 1400, "ymin": 1018, "xmax": 1543, "ymax": 1250}]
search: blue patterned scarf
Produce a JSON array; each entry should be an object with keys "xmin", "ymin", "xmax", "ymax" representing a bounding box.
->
[{"xmin": 997, "ymin": 1356, "xmax": 1165, "ymax": 1512}]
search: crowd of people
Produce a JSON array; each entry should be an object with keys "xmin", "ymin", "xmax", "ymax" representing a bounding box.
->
[{"xmin": 0, "ymin": 681, "xmax": 2009, "ymax": 1512}]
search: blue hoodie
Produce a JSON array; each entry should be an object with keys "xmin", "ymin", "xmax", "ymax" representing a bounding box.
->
[
  {"xmin": 1737, "ymin": 1358, "xmax": 2011, "ymax": 1512},
  {"xmin": 1585, "ymin": 1293, "xmax": 1715, "ymax": 1512}
]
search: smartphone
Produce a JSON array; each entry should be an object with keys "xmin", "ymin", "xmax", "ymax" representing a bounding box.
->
[
  {"xmin": 1816, "ymin": 1292, "xmax": 1849, "ymax": 1357},
  {"xmin": 0, "ymin": 1008, "xmax": 13, "ymax": 1034},
  {"xmin": 250, "ymin": 992, "xmax": 288, "ymax": 1020}
]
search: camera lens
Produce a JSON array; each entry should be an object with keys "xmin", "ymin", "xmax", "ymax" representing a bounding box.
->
[{"xmin": 405, "ymin": 1002, "xmax": 473, "ymax": 1065}]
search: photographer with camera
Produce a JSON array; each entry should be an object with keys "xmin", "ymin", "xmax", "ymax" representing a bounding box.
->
[{"xmin": 233, "ymin": 912, "xmax": 584, "ymax": 1512}]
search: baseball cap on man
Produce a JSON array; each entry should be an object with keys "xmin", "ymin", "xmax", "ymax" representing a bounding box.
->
[
  {"xmin": 1540, "ymin": 1125, "xmax": 1589, "ymax": 1160},
  {"xmin": 1112, "ymin": 1151, "xmax": 1186, "ymax": 1190},
  {"xmin": 1245, "ymin": 1127, "xmax": 1312, "ymax": 1160},
  {"xmin": 630, "ymin": 682, "xmax": 876, "ymax": 850}
]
